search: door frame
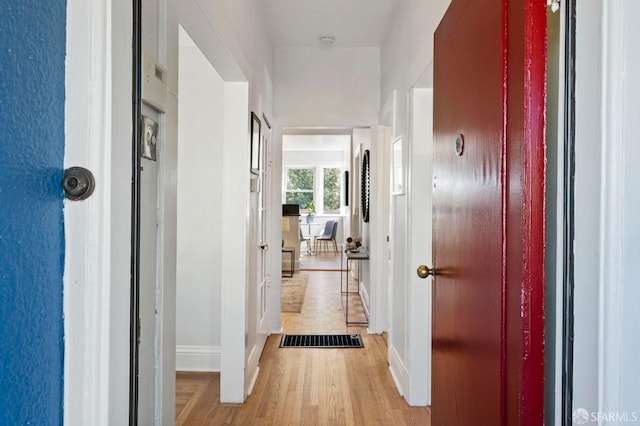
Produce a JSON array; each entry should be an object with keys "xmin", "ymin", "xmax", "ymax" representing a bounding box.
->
[
  {"xmin": 405, "ymin": 81, "xmax": 434, "ymax": 406},
  {"xmin": 64, "ymin": 0, "xmax": 133, "ymax": 424}
]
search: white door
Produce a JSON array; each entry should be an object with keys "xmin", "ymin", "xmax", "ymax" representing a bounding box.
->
[{"xmin": 257, "ymin": 119, "xmax": 272, "ymax": 348}]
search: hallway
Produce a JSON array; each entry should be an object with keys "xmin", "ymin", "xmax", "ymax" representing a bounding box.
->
[{"xmin": 176, "ymin": 271, "xmax": 430, "ymax": 425}]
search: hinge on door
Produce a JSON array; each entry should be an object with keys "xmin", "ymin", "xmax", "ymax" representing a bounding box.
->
[
  {"xmin": 547, "ymin": 0, "xmax": 560, "ymax": 13},
  {"xmin": 137, "ymin": 318, "xmax": 141, "ymax": 346}
]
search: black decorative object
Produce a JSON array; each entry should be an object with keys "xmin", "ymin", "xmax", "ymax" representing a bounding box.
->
[
  {"xmin": 343, "ymin": 170, "xmax": 349, "ymax": 206},
  {"xmin": 361, "ymin": 149, "xmax": 370, "ymax": 222}
]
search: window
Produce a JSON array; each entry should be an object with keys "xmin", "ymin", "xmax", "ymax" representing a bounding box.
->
[
  {"xmin": 323, "ymin": 168, "xmax": 341, "ymax": 214},
  {"xmin": 285, "ymin": 168, "xmax": 314, "ymax": 210},
  {"xmin": 284, "ymin": 166, "xmax": 343, "ymax": 215}
]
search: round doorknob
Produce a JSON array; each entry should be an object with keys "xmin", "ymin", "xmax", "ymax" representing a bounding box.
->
[
  {"xmin": 417, "ymin": 265, "xmax": 434, "ymax": 279},
  {"xmin": 63, "ymin": 167, "xmax": 95, "ymax": 201}
]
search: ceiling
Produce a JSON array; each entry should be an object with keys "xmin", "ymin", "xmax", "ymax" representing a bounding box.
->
[{"xmin": 263, "ymin": 0, "xmax": 400, "ymax": 48}]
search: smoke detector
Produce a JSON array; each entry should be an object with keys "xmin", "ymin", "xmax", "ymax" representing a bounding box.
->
[{"xmin": 319, "ymin": 36, "xmax": 335, "ymax": 46}]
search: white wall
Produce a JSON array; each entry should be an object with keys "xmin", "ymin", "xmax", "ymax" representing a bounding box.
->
[
  {"xmin": 351, "ymin": 128, "xmax": 373, "ymax": 311},
  {"xmin": 175, "ymin": 34, "xmax": 225, "ymax": 370},
  {"xmin": 131, "ymin": 0, "xmax": 273, "ymax": 409},
  {"xmin": 283, "ymin": 150, "xmax": 344, "ymax": 165},
  {"xmin": 379, "ymin": 0, "xmax": 449, "ymax": 406},
  {"xmin": 380, "ymin": 0, "xmax": 450, "ymax": 138},
  {"xmin": 613, "ymin": 3, "xmax": 640, "ymax": 412},
  {"xmin": 274, "ymin": 47, "xmax": 380, "ymax": 127},
  {"xmin": 574, "ymin": 0, "xmax": 640, "ymax": 419}
]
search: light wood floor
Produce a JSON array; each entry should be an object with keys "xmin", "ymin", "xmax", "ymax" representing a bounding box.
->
[
  {"xmin": 299, "ymin": 250, "xmax": 342, "ymax": 271},
  {"xmin": 176, "ymin": 270, "xmax": 431, "ymax": 425}
]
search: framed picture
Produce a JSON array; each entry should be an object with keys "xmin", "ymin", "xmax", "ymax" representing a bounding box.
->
[
  {"xmin": 141, "ymin": 115, "xmax": 158, "ymax": 161},
  {"xmin": 391, "ymin": 136, "xmax": 404, "ymax": 194},
  {"xmin": 250, "ymin": 112, "xmax": 261, "ymax": 174}
]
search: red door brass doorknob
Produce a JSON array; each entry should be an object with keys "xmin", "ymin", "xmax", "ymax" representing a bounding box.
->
[{"xmin": 417, "ymin": 265, "xmax": 435, "ymax": 279}]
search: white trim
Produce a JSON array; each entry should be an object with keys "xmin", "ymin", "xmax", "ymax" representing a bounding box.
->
[
  {"xmin": 64, "ymin": 0, "xmax": 132, "ymax": 424},
  {"xmin": 371, "ymin": 126, "xmax": 390, "ymax": 334},
  {"xmin": 388, "ymin": 344, "xmax": 407, "ymax": 397},
  {"xmin": 405, "ymin": 86, "xmax": 433, "ymax": 407},
  {"xmin": 175, "ymin": 346, "xmax": 222, "ymax": 372},
  {"xmin": 220, "ymin": 82, "xmax": 250, "ymax": 403},
  {"xmin": 245, "ymin": 344, "xmax": 262, "ymax": 396},
  {"xmin": 245, "ymin": 341, "xmax": 264, "ymax": 395},
  {"xmin": 359, "ymin": 279, "xmax": 371, "ymax": 320},
  {"xmin": 598, "ymin": 0, "xmax": 628, "ymax": 414}
]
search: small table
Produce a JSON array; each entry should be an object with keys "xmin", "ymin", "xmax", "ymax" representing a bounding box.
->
[
  {"xmin": 282, "ymin": 247, "xmax": 295, "ymax": 277},
  {"xmin": 340, "ymin": 247, "xmax": 369, "ymax": 325},
  {"xmin": 300, "ymin": 221, "xmax": 320, "ymax": 255}
]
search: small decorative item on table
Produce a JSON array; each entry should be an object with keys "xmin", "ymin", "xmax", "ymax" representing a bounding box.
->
[
  {"xmin": 345, "ymin": 236, "xmax": 362, "ymax": 252},
  {"xmin": 304, "ymin": 200, "xmax": 316, "ymax": 223}
]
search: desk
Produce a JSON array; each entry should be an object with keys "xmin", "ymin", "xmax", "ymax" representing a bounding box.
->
[
  {"xmin": 340, "ymin": 248, "xmax": 369, "ymax": 325},
  {"xmin": 282, "ymin": 247, "xmax": 295, "ymax": 277}
]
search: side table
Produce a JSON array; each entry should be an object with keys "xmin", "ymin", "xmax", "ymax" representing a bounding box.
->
[
  {"xmin": 282, "ymin": 247, "xmax": 295, "ymax": 277},
  {"xmin": 340, "ymin": 247, "xmax": 369, "ymax": 325}
]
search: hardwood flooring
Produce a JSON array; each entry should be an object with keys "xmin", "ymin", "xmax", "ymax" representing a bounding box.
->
[
  {"xmin": 176, "ymin": 270, "xmax": 431, "ymax": 425},
  {"xmin": 299, "ymin": 251, "xmax": 342, "ymax": 271}
]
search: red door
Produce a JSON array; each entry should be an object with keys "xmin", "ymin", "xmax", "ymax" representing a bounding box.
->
[{"xmin": 432, "ymin": 0, "xmax": 546, "ymax": 424}]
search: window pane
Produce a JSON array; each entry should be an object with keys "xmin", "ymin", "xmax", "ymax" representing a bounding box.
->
[
  {"xmin": 286, "ymin": 168, "xmax": 314, "ymax": 191},
  {"xmin": 285, "ymin": 192, "xmax": 313, "ymax": 208},
  {"xmin": 323, "ymin": 168, "xmax": 341, "ymax": 214}
]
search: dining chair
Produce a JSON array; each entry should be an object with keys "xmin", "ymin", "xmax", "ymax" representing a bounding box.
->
[
  {"xmin": 299, "ymin": 228, "xmax": 311, "ymax": 254},
  {"xmin": 315, "ymin": 220, "xmax": 339, "ymax": 254}
]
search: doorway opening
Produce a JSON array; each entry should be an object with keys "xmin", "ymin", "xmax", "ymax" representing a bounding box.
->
[{"xmin": 282, "ymin": 132, "xmax": 352, "ymax": 272}]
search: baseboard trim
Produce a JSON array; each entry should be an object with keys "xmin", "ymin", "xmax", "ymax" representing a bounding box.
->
[
  {"xmin": 176, "ymin": 345, "xmax": 221, "ymax": 372},
  {"xmin": 360, "ymin": 282, "xmax": 371, "ymax": 319},
  {"xmin": 388, "ymin": 344, "xmax": 407, "ymax": 397}
]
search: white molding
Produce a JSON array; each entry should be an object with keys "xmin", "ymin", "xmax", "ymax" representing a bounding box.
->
[
  {"xmin": 388, "ymin": 344, "xmax": 407, "ymax": 397},
  {"xmin": 405, "ymin": 86, "xmax": 432, "ymax": 407},
  {"xmin": 176, "ymin": 346, "xmax": 222, "ymax": 372},
  {"xmin": 371, "ymin": 126, "xmax": 390, "ymax": 334},
  {"xmin": 220, "ymin": 82, "xmax": 250, "ymax": 403},
  {"xmin": 245, "ymin": 343, "xmax": 261, "ymax": 395},
  {"xmin": 359, "ymin": 280, "xmax": 371, "ymax": 320},
  {"xmin": 598, "ymin": 0, "xmax": 626, "ymax": 413},
  {"xmin": 64, "ymin": 0, "xmax": 132, "ymax": 424}
]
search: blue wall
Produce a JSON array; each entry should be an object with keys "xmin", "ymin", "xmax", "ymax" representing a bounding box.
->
[{"xmin": 0, "ymin": 0, "xmax": 66, "ymax": 423}]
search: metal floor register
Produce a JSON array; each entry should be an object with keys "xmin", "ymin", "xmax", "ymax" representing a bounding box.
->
[{"xmin": 279, "ymin": 334, "xmax": 364, "ymax": 348}]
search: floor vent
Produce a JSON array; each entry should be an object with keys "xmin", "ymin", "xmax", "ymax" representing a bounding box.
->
[{"xmin": 279, "ymin": 334, "xmax": 364, "ymax": 348}]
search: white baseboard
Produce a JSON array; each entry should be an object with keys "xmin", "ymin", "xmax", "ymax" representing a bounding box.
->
[
  {"xmin": 246, "ymin": 366, "xmax": 260, "ymax": 396},
  {"xmin": 388, "ymin": 344, "xmax": 407, "ymax": 397},
  {"xmin": 245, "ymin": 343, "xmax": 262, "ymax": 396},
  {"xmin": 360, "ymin": 281, "xmax": 371, "ymax": 318},
  {"xmin": 176, "ymin": 345, "xmax": 221, "ymax": 372}
]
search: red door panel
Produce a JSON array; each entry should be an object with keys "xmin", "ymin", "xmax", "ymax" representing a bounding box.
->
[{"xmin": 432, "ymin": 0, "xmax": 546, "ymax": 424}]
